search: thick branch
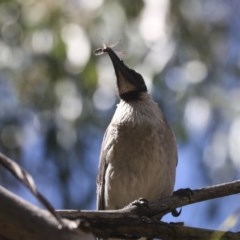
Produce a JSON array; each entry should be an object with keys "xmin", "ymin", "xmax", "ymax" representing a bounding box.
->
[
  {"xmin": 58, "ymin": 210, "xmax": 240, "ymax": 239},
  {"xmin": 59, "ymin": 180, "xmax": 240, "ymax": 218},
  {"xmin": 0, "ymin": 152, "xmax": 64, "ymax": 226},
  {"xmin": 0, "ymin": 186, "xmax": 94, "ymax": 240},
  {"xmin": 58, "ymin": 180, "xmax": 240, "ymax": 239},
  {"xmin": 146, "ymin": 180, "xmax": 240, "ymax": 217}
]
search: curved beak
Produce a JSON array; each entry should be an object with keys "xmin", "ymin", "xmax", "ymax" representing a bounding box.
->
[
  {"xmin": 101, "ymin": 47, "xmax": 147, "ymax": 100},
  {"xmin": 104, "ymin": 47, "xmax": 126, "ymax": 79}
]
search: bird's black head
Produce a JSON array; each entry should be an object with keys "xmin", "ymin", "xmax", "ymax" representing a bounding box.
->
[{"xmin": 103, "ymin": 47, "xmax": 147, "ymax": 101}]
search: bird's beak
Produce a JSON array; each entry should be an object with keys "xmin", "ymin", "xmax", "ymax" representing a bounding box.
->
[
  {"xmin": 102, "ymin": 47, "xmax": 147, "ymax": 99},
  {"xmin": 104, "ymin": 47, "xmax": 126, "ymax": 79}
]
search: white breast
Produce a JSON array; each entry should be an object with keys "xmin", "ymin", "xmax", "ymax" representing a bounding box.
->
[{"xmin": 103, "ymin": 94, "xmax": 177, "ymax": 209}]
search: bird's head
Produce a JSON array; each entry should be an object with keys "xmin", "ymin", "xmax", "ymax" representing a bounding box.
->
[{"xmin": 96, "ymin": 46, "xmax": 147, "ymax": 101}]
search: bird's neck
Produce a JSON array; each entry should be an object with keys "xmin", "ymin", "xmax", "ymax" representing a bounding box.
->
[
  {"xmin": 114, "ymin": 93, "xmax": 164, "ymax": 127},
  {"xmin": 119, "ymin": 90, "xmax": 147, "ymax": 102}
]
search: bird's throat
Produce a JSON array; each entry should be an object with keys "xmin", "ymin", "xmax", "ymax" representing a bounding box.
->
[{"xmin": 119, "ymin": 90, "xmax": 144, "ymax": 102}]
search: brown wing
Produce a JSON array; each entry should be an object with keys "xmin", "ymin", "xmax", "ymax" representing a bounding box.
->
[{"xmin": 96, "ymin": 125, "xmax": 115, "ymax": 210}]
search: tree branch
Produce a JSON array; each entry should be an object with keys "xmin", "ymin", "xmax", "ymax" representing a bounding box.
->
[
  {"xmin": 1, "ymin": 150, "xmax": 240, "ymax": 239},
  {"xmin": 0, "ymin": 186, "xmax": 94, "ymax": 240},
  {"xmin": 0, "ymin": 152, "xmax": 64, "ymax": 227},
  {"xmin": 143, "ymin": 180, "xmax": 240, "ymax": 217},
  {"xmin": 58, "ymin": 180, "xmax": 240, "ymax": 239}
]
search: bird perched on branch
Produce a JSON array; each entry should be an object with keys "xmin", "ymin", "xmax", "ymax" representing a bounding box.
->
[{"xmin": 95, "ymin": 45, "xmax": 177, "ymax": 214}]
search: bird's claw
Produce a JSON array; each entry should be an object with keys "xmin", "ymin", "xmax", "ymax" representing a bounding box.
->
[
  {"xmin": 171, "ymin": 188, "xmax": 193, "ymax": 217},
  {"xmin": 131, "ymin": 198, "xmax": 150, "ymax": 209},
  {"xmin": 171, "ymin": 208, "xmax": 182, "ymax": 217},
  {"xmin": 173, "ymin": 188, "xmax": 193, "ymax": 200}
]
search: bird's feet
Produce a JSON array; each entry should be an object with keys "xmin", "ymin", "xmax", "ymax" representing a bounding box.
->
[
  {"xmin": 171, "ymin": 208, "xmax": 182, "ymax": 217},
  {"xmin": 173, "ymin": 188, "xmax": 193, "ymax": 200},
  {"xmin": 130, "ymin": 197, "xmax": 150, "ymax": 209},
  {"xmin": 171, "ymin": 188, "xmax": 193, "ymax": 217}
]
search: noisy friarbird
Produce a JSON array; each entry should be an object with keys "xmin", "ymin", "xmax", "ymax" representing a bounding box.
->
[{"xmin": 96, "ymin": 46, "xmax": 177, "ymax": 217}]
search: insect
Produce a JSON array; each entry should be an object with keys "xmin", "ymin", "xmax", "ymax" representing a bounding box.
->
[
  {"xmin": 93, "ymin": 41, "xmax": 123, "ymax": 56},
  {"xmin": 93, "ymin": 43, "xmax": 107, "ymax": 56}
]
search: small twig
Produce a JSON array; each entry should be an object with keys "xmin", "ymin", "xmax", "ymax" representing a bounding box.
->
[{"xmin": 0, "ymin": 152, "xmax": 65, "ymax": 228}]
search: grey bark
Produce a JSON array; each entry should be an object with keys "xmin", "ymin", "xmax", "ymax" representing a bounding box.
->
[{"xmin": 0, "ymin": 186, "xmax": 94, "ymax": 240}]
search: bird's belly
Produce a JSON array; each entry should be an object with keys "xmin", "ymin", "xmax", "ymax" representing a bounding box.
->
[{"xmin": 104, "ymin": 128, "xmax": 175, "ymax": 209}]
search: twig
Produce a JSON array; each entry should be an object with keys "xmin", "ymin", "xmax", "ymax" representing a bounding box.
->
[{"xmin": 0, "ymin": 152, "xmax": 65, "ymax": 228}]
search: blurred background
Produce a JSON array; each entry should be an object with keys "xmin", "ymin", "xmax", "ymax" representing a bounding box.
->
[{"xmin": 0, "ymin": 0, "xmax": 240, "ymax": 231}]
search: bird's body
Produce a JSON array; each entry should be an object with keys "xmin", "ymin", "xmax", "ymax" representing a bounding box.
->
[
  {"xmin": 96, "ymin": 46, "xmax": 177, "ymax": 213},
  {"xmin": 97, "ymin": 94, "xmax": 177, "ymax": 210}
]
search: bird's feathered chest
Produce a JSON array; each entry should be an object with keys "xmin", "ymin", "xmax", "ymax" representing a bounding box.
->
[
  {"xmin": 103, "ymin": 96, "xmax": 172, "ymax": 168},
  {"xmin": 112, "ymin": 96, "xmax": 161, "ymax": 127}
]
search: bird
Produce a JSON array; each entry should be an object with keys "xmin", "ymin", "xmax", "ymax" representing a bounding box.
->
[{"xmin": 96, "ymin": 45, "xmax": 177, "ymax": 215}]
